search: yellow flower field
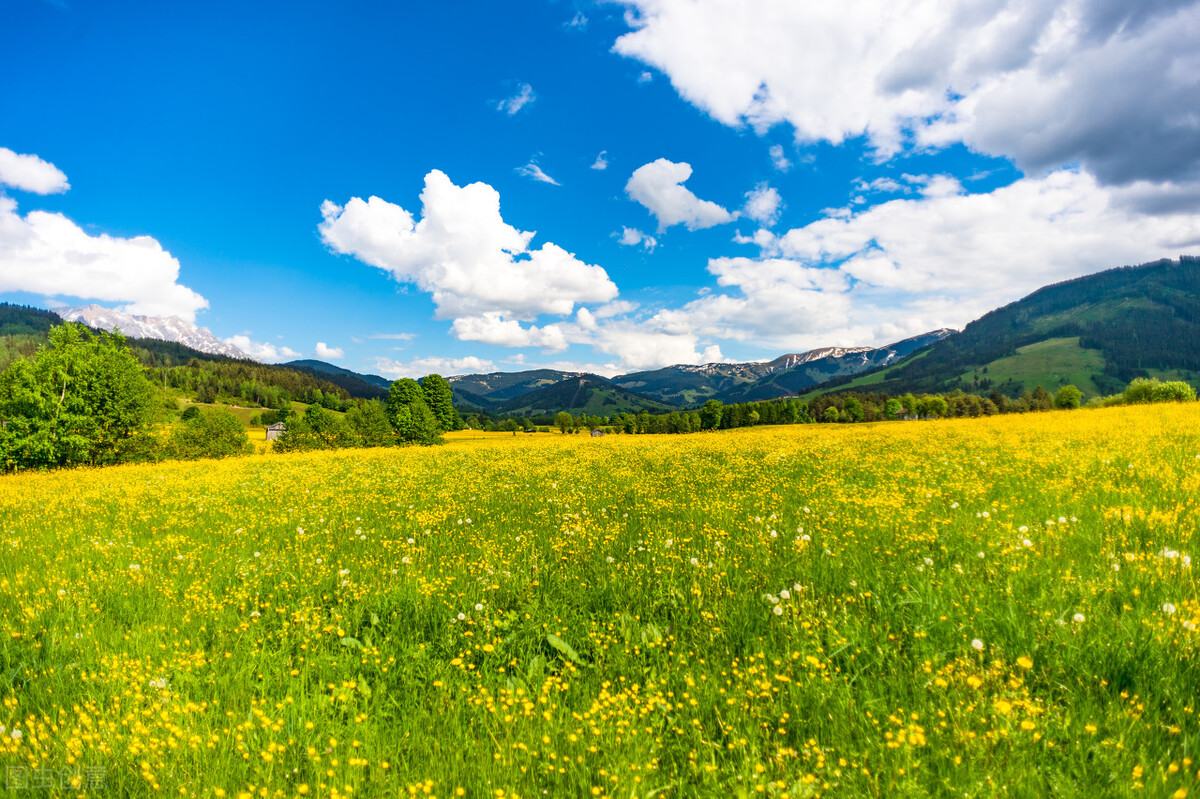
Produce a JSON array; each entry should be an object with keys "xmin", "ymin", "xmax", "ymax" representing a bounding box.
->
[{"xmin": 1, "ymin": 404, "xmax": 1198, "ymax": 797}]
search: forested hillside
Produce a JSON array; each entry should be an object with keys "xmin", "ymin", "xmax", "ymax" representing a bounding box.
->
[{"xmin": 812, "ymin": 257, "xmax": 1200, "ymax": 398}]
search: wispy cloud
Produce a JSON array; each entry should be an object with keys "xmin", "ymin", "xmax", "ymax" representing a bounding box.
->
[
  {"xmin": 591, "ymin": 150, "xmax": 608, "ymax": 171},
  {"xmin": 496, "ymin": 83, "xmax": 536, "ymax": 116},
  {"xmin": 515, "ymin": 160, "xmax": 560, "ymax": 185}
]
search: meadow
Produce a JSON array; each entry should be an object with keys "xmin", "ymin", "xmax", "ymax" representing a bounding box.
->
[{"xmin": 1, "ymin": 405, "xmax": 1198, "ymax": 798}]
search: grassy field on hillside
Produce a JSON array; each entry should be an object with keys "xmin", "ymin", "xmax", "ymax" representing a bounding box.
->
[
  {"xmin": 958, "ymin": 337, "xmax": 1107, "ymax": 397},
  {"xmin": 1, "ymin": 406, "xmax": 1198, "ymax": 797}
]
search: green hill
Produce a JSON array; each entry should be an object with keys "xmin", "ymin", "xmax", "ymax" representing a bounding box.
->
[
  {"xmin": 497, "ymin": 375, "xmax": 676, "ymax": 415},
  {"xmin": 808, "ymin": 256, "xmax": 1200, "ymax": 399}
]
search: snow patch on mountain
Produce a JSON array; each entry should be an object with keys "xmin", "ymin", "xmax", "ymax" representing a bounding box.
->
[{"xmin": 60, "ymin": 305, "xmax": 250, "ymax": 359}]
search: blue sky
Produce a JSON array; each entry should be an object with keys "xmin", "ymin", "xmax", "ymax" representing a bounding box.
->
[{"xmin": 3, "ymin": 0, "xmax": 1199, "ymax": 377}]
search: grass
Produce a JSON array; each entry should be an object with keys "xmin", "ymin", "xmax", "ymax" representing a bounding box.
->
[
  {"xmin": 961, "ymin": 336, "xmax": 1107, "ymax": 396},
  {"xmin": 1, "ymin": 404, "xmax": 1198, "ymax": 797}
]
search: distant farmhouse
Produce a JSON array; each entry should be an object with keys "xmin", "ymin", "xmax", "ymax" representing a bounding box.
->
[
  {"xmin": 590, "ymin": 429, "xmax": 605, "ymax": 437},
  {"xmin": 266, "ymin": 422, "xmax": 287, "ymax": 441}
]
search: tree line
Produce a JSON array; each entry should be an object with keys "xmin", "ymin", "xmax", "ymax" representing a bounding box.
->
[
  {"xmin": 271, "ymin": 375, "xmax": 461, "ymax": 452},
  {"xmin": 0, "ymin": 323, "xmax": 463, "ymax": 472}
]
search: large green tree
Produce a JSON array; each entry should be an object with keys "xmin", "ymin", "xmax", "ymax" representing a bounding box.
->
[
  {"xmin": 0, "ymin": 323, "xmax": 153, "ymax": 470},
  {"xmin": 420, "ymin": 373, "xmax": 460, "ymax": 431},
  {"xmin": 386, "ymin": 377, "xmax": 444, "ymax": 445}
]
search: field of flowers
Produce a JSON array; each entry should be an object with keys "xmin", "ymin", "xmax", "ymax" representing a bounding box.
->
[{"xmin": 1, "ymin": 404, "xmax": 1198, "ymax": 798}]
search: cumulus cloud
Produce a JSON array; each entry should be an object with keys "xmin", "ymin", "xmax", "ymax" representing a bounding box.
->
[
  {"xmin": 319, "ymin": 169, "xmax": 618, "ymax": 321},
  {"xmin": 653, "ymin": 168, "xmax": 1200, "ymax": 352},
  {"xmin": 315, "ymin": 342, "xmax": 345, "ymax": 360},
  {"xmin": 0, "ymin": 147, "xmax": 69, "ymax": 194},
  {"xmin": 742, "ymin": 183, "xmax": 782, "ymax": 226},
  {"xmin": 613, "ymin": 0, "xmax": 1200, "ymax": 188},
  {"xmin": 515, "ymin": 160, "xmax": 560, "ymax": 185},
  {"xmin": 223, "ymin": 335, "xmax": 301, "ymax": 362},
  {"xmin": 591, "ymin": 151, "xmax": 608, "ymax": 170},
  {"xmin": 625, "ymin": 158, "xmax": 734, "ymax": 231},
  {"xmin": 0, "ymin": 187, "xmax": 208, "ymax": 322},
  {"xmin": 496, "ymin": 83, "xmax": 536, "ymax": 116},
  {"xmin": 372, "ymin": 354, "xmax": 496, "ymax": 380},
  {"xmin": 617, "ymin": 226, "xmax": 657, "ymax": 251},
  {"xmin": 450, "ymin": 313, "xmax": 569, "ymax": 350}
]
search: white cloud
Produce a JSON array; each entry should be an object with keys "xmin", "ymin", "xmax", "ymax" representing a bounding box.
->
[
  {"xmin": 223, "ymin": 335, "xmax": 301, "ymax": 362},
  {"xmin": 613, "ymin": 0, "xmax": 1200, "ymax": 188},
  {"xmin": 566, "ymin": 11, "xmax": 588, "ymax": 29},
  {"xmin": 450, "ymin": 313, "xmax": 569, "ymax": 350},
  {"xmin": 626, "ymin": 158, "xmax": 734, "ymax": 231},
  {"xmin": 651, "ymin": 168, "xmax": 1200, "ymax": 352},
  {"xmin": 591, "ymin": 151, "xmax": 608, "ymax": 171},
  {"xmin": 742, "ymin": 183, "xmax": 782, "ymax": 226},
  {"xmin": 593, "ymin": 300, "xmax": 639, "ymax": 319},
  {"xmin": 315, "ymin": 342, "xmax": 345, "ymax": 360},
  {"xmin": 372, "ymin": 355, "xmax": 496, "ymax": 380},
  {"xmin": 496, "ymin": 83, "xmax": 536, "ymax": 116},
  {"xmin": 0, "ymin": 195, "xmax": 208, "ymax": 321},
  {"xmin": 617, "ymin": 226, "xmax": 657, "ymax": 251},
  {"xmin": 768, "ymin": 144, "xmax": 792, "ymax": 172},
  {"xmin": 637, "ymin": 71, "xmax": 653, "ymax": 84},
  {"xmin": 515, "ymin": 160, "xmax": 560, "ymax": 185},
  {"xmin": 855, "ymin": 177, "xmax": 908, "ymax": 194},
  {"xmin": 0, "ymin": 147, "xmax": 69, "ymax": 194},
  {"xmin": 319, "ymin": 169, "xmax": 618, "ymax": 321}
]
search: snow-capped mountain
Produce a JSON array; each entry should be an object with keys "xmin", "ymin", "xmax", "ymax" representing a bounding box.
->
[{"xmin": 59, "ymin": 305, "xmax": 250, "ymax": 359}]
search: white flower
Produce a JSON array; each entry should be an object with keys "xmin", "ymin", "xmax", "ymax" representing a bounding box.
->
[
  {"xmin": 1073, "ymin": 613, "xmax": 1085, "ymax": 623},
  {"xmin": 689, "ymin": 557, "xmax": 699, "ymax": 566},
  {"xmin": 1182, "ymin": 555, "xmax": 1192, "ymax": 568},
  {"xmin": 801, "ymin": 534, "xmax": 811, "ymax": 542},
  {"xmin": 338, "ymin": 569, "xmax": 350, "ymax": 576},
  {"xmin": 315, "ymin": 558, "xmax": 323, "ymax": 564},
  {"xmin": 1022, "ymin": 539, "xmax": 1033, "ymax": 548},
  {"xmin": 793, "ymin": 583, "xmax": 802, "ymax": 592},
  {"xmin": 129, "ymin": 564, "xmax": 140, "ymax": 570},
  {"xmin": 253, "ymin": 551, "xmax": 261, "ymax": 558},
  {"xmin": 971, "ymin": 639, "xmax": 984, "ymax": 651},
  {"xmin": 407, "ymin": 538, "xmax": 415, "ymax": 544},
  {"xmin": 923, "ymin": 557, "xmax": 933, "ymax": 566},
  {"xmin": 1163, "ymin": 603, "xmax": 1177, "ymax": 615},
  {"xmin": 606, "ymin": 556, "xmax": 614, "ymax": 563},
  {"xmin": 250, "ymin": 610, "xmax": 261, "ymax": 617},
  {"xmin": 977, "ymin": 552, "xmax": 985, "ymax": 559},
  {"xmin": 779, "ymin": 589, "xmax": 790, "ymax": 600},
  {"xmin": 665, "ymin": 539, "xmax": 673, "ymax": 548},
  {"xmin": 981, "ymin": 511, "xmax": 990, "ymax": 518},
  {"xmin": 1058, "ymin": 516, "xmax": 1066, "ymax": 523},
  {"xmin": 457, "ymin": 612, "xmax": 466, "ymax": 621},
  {"xmin": 769, "ymin": 530, "xmax": 778, "ymax": 539},
  {"xmin": 11, "ymin": 729, "xmax": 22, "ymax": 740},
  {"xmin": 401, "ymin": 556, "xmax": 410, "ymax": 564},
  {"xmin": 772, "ymin": 606, "xmax": 783, "ymax": 616},
  {"xmin": 1018, "ymin": 526, "xmax": 1029, "ymax": 533},
  {"xmin": 296, "ymin": 527, "xmax": 304, "ymax": 534},
  {"xmin": 950, "ymin": 502, "xmax": 959, "ymax": 509}
]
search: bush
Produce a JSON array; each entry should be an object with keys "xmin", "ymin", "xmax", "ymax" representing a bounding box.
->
[
  {"xmin": 1123, "ymin": 377, "xmax": 1197, "ymax": 404},
  {"xmin": 1054, "ymin": 385, "xmax": 1083, "ymax": 409},
  {"xmin": 170, "ymin": 408, "xmax": 253, "ymax": 460}
]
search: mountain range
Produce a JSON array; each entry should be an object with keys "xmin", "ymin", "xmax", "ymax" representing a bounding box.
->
[
  {"xmin": 7, "ymin": 255, "xmax": 1198, "ymax": 416},
  {"xmin": 59, "ymin": 305, "xmax": 250, "ymax": 359}
]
